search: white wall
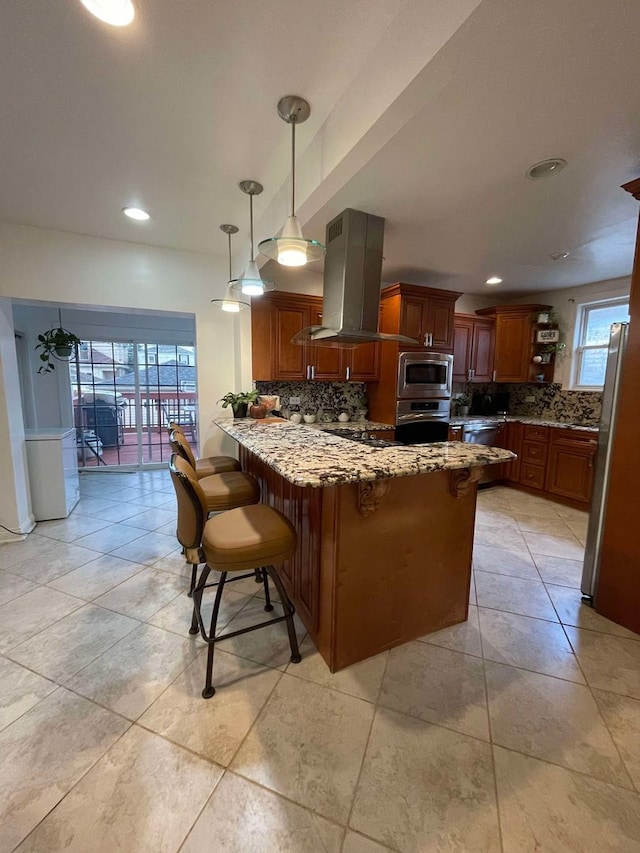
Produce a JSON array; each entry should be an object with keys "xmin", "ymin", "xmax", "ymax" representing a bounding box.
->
[
  {"xmin": 508, "ymin": 276, "xmax": 631, "ymax": 386},
  {"xmin": 0, "ymin": 222, "xmax": 239, "ymax": 460},
  {"xmin": 0, "ymin": 298, "xmax": 34, "ymax": 540}
]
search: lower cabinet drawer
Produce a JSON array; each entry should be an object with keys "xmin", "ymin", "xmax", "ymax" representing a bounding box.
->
[
  {"xmin": 522, "ymin": 440, "xmax": 548, "ymax": 466},
  {"xmin": 520, "ymin": 463, "xmax": 545, "ymax": 490}
]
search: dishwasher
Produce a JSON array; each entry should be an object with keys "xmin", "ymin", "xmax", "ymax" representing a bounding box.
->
[{"xmin": 461, "ymin": 422, "xmax": 506, "ymax": 486}]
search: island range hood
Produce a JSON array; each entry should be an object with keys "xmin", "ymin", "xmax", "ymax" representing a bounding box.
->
[{"xmin": 292, "ymin": 208, "xmax": 418, "ymax": 348}]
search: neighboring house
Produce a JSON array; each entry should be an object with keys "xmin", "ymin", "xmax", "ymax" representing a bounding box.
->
[{"xmin": 115, "ymin": 362, "xmax": 197, "ymax": 393}]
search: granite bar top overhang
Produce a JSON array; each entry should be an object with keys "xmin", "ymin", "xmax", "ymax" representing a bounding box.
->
[{"xmin": 214, "ymin": 417, "xmax": 515, "ymax": 488}]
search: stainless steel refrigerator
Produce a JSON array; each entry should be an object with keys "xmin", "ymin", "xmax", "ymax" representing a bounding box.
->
[{"xmin": 581, "ymin": 322, "xmax": 630, "ymax": 601}]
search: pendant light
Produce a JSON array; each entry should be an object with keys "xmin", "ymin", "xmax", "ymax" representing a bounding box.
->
[
  {"xmin": 258, "ymin": 96, "xmax": 325, "ymax": 267},
  {"xmin": 231, "ymin": 180, "xmax": 275, "ymax": 297},
  {"xmin": 210, "ymin": 224, "xmax": 249, "ymax": 313}
]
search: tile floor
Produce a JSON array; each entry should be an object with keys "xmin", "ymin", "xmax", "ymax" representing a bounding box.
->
[{"xmin": 1, "ymin": 474, "xmax": 640, "ymax": 851}]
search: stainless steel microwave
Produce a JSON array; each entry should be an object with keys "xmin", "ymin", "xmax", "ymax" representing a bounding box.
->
[{"xmin": 397, "ymin": 351, "xmax": 453, "ymax": 399}]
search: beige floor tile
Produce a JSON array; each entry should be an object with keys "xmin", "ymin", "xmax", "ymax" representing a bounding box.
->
[
  {"xmin": 48, "ymin": 553, "xmax": 146, "ymax": 600},
  {"xmin": 479, "ymin": 608, "xmax": 585, "ymax": 683},
  {"xmin": 232, "ymin": 673, "xmax": 374, "ymax": 823},
  {"xmin": 8, "ymin": 542, "xmax": 102, "ymax": 584},
  {"xmin": 592, "ymin": 689, "xmax": 640, "ymax": 791},
  {"xmin": 524, "ymin": 531, "xmax": 585, "ymax": 561},
  {"xmin": 149, "ymin": 549, "xmax": 191, "ymax": 578},
  {"xmin": 286, "ymin": 636, "xmax": 388, "ymax": 702},
  {"xmin": 8, "ymin": 604, "xmax": 139, "ymax": 683},
  {"xmin": 475, "ymin": 570, "xmax": 558, "ymax": 621},
  {"xmin": 545, "ymin": 583, "xmax": 640, "ymax": 639},
  {"xmin": 140, "ymin": 649, "xmax": 280, "ymax": 765},
  {"xmin": 219, "ymin": 597, "xmax": 305, "ymax": 670},
  {"xmin": 565, "ymin": 626, "xmax": 640, "ymax": 698},
  {"xmin": 93, "ymin": 567, "xmax": 184, "ymax": 620},
  {"xmin": 496, "ymin": 495, "xmax": 561, "ymax": 519},
  {"xmin": 136, "ymin": 491, "xmax": 180, "ymax": 509},
  {"xmin": 420, "ymin": 604, "xmax": 482, "ymax": 657},
  {"xmin": 473, "ymin": 543, "xmax": 540, "ymax": 580},
  {"xmin": 84, "ymin": 500, "xmax": 148, "ymax": 522},
  {"xmin": 0, "ymin": 657, "xmax": 56, "ymax": 732},
  {"xmin": 16, "ymin": 726, "xmax": 221, "ymax": 853},
  {"xmin": 182, "ymin": 771, "xmax": 344, "ymax": 853},
  {"xmin": 0, "ymin": 688, "xmax": 129, "ymax": 853},
  {"xmin": 474, "ymin": 525, "xmax": 529, "ymax": 552},
  {"xmin": 514, "ymin": 513, "xmax": 575, "ymax": 537},
  {"xmin": 342, "ymin": 832, "xmax": 393, "ymax": 853},
  {"xmin": 485, "ymin": 661, "xmax": 631, "ymax": 787},
  {"xmin": 147, "ymin": 586, "xmax": 250, "ymax": 637},
  {"xmin": 494, "ymin": 746, "xmax": 640, "ymax": 852},
  {"xmin": 0, "ymin": 533, "xmax": 59, "ymax": 570},
  {"xmin": 74, "ymin": 523, "xmax": 145, "ymax": 554},
  {"xmin": 380, "ymin": 641, "xmax": 489, "ymax": 740},
  {"xmin": 532, "ymin": 553, "xmax": 583, "ymax": 587},
  {"xmin": 475, "ymin": 507, "xmax": 520, "ymax": 531},
  {"xmin": 0, "ymin": 586, "xmax": 83, "ymax": 654},
  {"xmin": 555, "ymin": 503, "xmax": 590, "ymax": 523},
  {"xmin": 66, "ymin": 623, "xmax": 200, "ymax": 719},
  {"xmin": 110, "ymin": 530, "xmax": 179, "ymax": 564},
  {"xmin": 120, "ymin": 507, "xmax": 177, "ymax": 532},
  {"xmin": 34, "ymin": 514, "xmax": 111, "ymax": 543},
  {"xmin": 470, "ymin": 570, "xmax": 477, "ymax": 605},
  {"xmin": 351, "ymin": 707, "xmax": 500, "ymax": 852},
  {"xmin": 0, "ymin": 569, "xmax": 38, "ymax": 605},
  {"xmin": 72, "ymin": 496, "xmax": 122, "ymax": 517}
]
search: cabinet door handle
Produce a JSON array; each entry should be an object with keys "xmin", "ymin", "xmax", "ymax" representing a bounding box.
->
[
  {"xmin": 492, "ymin": 370, "xmax": 497, "ymax": 382},
  {"xmin": 345, "ymin": 366, "xmax": 350, "ymax": 381},
  {"xmin": 311, "ymin": 365, "xmax": 316, "ymax": 380},
  {"xmin": 424, "ymin": 333, "xmax": 429, "ymax": 347},
  {"xmin": 429, "ymin": 332, "xmax": 433, "ymax": 347},
  {"xmin": 306, "ymin": 365, "xmax": 310, "ymax": 380}
]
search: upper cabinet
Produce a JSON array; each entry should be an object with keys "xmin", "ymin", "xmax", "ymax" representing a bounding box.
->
[
  {"xmin": 381, "ymin": 283, "xmax": 461, "ymax": 352},
  {"xmin": 475, "ymin": 304, "xmax": 553, "ymax": 383},
  {"xmin": 251, "ymin": 292, "xmax": 380, "ymax": 382},
  {"xmin": 453, "ymin": 314, "xmax": 495, "ymax": 383}
]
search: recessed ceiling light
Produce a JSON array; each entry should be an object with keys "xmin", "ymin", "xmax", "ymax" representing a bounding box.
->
[
  {"xmin": 526, "ymin": 158, "xmax": 567, "ymax": 180},
  {"xmin": 485, "ymin": 276, "xmax": 502, "ymax": 285},
  {"xmin": 550, "ymin": 251, "xmax": 570, "ymax": 261},
  {"xmin": 122, "ymin": 206, "xmax": 150, "ymax": 221},
  {"xmin": 80, "ymin": 0, "xmax": 135, "ymax": 27}
]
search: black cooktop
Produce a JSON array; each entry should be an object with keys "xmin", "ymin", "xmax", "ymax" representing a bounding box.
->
[{"xmin": 328, "ymin": 429, "xmax": 402, "ymax": 449}]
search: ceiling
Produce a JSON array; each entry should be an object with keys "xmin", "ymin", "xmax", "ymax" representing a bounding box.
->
[{"xmin": 1, "ymin": 0, "xmax": 640, "ymax": 298}]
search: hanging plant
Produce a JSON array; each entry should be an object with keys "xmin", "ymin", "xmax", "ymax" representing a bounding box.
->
[{"xmin": 35, "ymin": 327, "xmax": 81, "ymax": 374}]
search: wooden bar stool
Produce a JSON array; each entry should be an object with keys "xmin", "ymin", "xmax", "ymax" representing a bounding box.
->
[
  {"xmin": 169, "ymin": 454, "xmax": 260, "ymax": 594},
  {"xmin": 169, "ymin": 428, "xmax": 240, "ymax": 478},
  {"xmin": 169, "ymin": 456, "xmax": 301, "ymax": 699}
]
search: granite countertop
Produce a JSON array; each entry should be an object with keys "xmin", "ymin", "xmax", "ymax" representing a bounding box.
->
[
  {"xmin": 215, "ymin": 417, "xmax": 515, "ymax": 488},
  {"xmin": 449, "ymin": 415, "xmax": 599, "ymax": 433},
  {"xmin": 310, "ymin": 420, "xmax": 394, "ymax": 432}
]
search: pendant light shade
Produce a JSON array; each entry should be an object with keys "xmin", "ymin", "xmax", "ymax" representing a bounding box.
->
[
  {"xmin": 258, "ymin": 96, "xmax": 325, "ymax": 267},
  {"xmin": 231, "ymin": 180, "xmax": 274, "ymax": 297},
  {"xmin": 211, "ymin": 224, "xmax": 250, "ymax": 313}
]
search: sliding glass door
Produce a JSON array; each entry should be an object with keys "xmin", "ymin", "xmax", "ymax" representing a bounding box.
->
[{"xmin": 70, "ymin": 339, "xmax": 197, "ymax": 469}]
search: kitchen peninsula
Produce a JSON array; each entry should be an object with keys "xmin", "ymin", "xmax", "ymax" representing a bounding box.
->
[{"xmin": 215, "ymin": 418, "xmax": 514, "ymax": 671}]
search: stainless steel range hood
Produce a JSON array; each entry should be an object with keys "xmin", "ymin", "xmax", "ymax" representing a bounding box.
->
[{"xmin": 292, "ymin": 208, "xmax": 418, "ymax": 348}]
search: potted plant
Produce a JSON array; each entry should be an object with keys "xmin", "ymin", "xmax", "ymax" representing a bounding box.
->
[
  {"xmin": 218, "ymin": 390, "xmax": 259, "ymax": 419},
  {"xmin": 456, "ymin": 391, "xmax": 471, "ymax": 416},
  {"xmin": 35, "ymin": 327, "xmax": 81, "ymax": 374}
]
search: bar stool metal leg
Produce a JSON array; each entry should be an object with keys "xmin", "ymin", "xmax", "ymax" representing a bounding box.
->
[
  {"xmin": 202, "ymin": 571, "xmax": 227, "ymax": 699},
  {"xmin": 266, "ymin": 565, "xmax": 301, "ymax": 664},
  {"xmin": 262, "ymin": 568, "xmax": 274, "ymax": 612},
  {"xmin": 188, "ymin": 562, "xmax": 198, "ymax": 597}
]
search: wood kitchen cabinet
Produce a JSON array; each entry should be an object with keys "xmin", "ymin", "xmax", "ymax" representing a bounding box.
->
[
  {"xmin": 503, "ymin": 422, "xmax": 523, "ymax": 483},
  {"xmin": 381, "ymin": 283, "xmax": 461, "ymax": 352},
  {"xmin": 251, "ymin": 292, "xmax": 380, "ymax": 382},
  {"xmin": 453, "ymin": 314, "xmax": 495, "ymax": 382},
  {"xmin": 546, "ymin": 429, "xmax": 597, "ymax": 504},
  {"xmin": 475, "ymin": 304, "xmax": 552, "ymax": 383}
]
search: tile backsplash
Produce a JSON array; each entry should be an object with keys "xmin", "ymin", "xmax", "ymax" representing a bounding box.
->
[
  {"xmin": 255, "ymin": 381, "xmax": 368, "ymax": 419},
  {"xmin": 505, "ymin": 384, "xmax": 601, "ymax": 424},
  {"xmin": 452, "ymin": 382, "xmax": 602, "ymax": 425}
]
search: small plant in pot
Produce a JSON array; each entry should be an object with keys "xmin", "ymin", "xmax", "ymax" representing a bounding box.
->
[
  {"xmin": 456, "ymin": 392, "xmax": 471, "ymax": 416},
  {"xmin": 35, "ymin": 328, "xmax": 81, "ymax": 375},
  {"xmin": 218, "ymin": 390, "xmax": 258, "ymax": 419}
]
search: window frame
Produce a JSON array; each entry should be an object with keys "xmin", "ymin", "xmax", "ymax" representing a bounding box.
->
[{"xmin": 571, "ymin": 296, "xmax": 630, "ymax": 391}]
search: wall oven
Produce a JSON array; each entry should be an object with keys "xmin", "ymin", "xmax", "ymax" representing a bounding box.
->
[
  {"xmin": 395, "ymin": 399, "xmax": 450, "ymax": 443},
  {"xmin": 397, "ymin": 352, "xmax": 453, "ymax": 400}
]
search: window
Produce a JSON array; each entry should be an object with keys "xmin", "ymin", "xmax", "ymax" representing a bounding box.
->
[
  {"xmin": 178, "ymin": 353, "xmax": 190, "ymax": 365},
  {"xmin": 574, "ymin": 298, "xmax": 629, "ymax": 389}
]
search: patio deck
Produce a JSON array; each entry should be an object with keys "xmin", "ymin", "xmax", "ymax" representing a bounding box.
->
[{"xmin": 77, "ymin": 427, "xmax": 176, "ymax": 467}]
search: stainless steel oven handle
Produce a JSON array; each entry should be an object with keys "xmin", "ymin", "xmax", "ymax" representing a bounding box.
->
[{"xmin": 396, "ymin": 412, "xmax": 449, "ymax": 423}]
